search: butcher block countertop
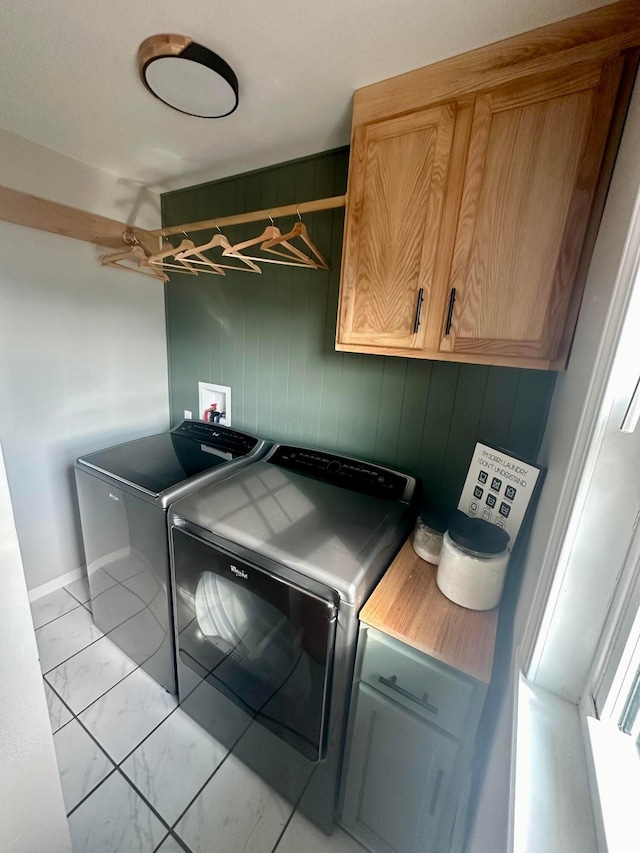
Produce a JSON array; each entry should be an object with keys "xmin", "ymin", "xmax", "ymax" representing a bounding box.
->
[{"xmin": 359, "ymin": 537, "xmax": 498, "ymax": 684}]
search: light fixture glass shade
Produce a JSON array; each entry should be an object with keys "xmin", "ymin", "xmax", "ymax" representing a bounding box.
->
[{"xmin": 138, "ymin": 35, "xmax": 239, "ymax": 118}]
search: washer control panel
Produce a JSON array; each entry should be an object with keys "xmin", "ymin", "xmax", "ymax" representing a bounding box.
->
[{"xmin": 172, "ymin": 420, "xmax": 259, "ymax": 456}]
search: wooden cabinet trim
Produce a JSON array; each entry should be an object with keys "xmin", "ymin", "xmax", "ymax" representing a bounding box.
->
[
  {"xmin": 485, "ymin": 59, "xmax": 604, "ymax": 112},
  {"xmin": 335, "ymin": 339, "xmax": 554, "ymax": 370},
  {"xmin": 352, "ymin": 1, "xmax": 640, "ymax": 128},
  {"xmin": 338, "ymin": 103, "xmax": 458, "ymax": 351},
  {"xmin": 428, "ymin": 103, "xmax": 475, "ymax": 351},
  {"xmin": 438, "ymin": 95, "xmax": 492, "ymax": 356},
  {"xmin": 440, "ymin": 56, "xmax": 624, "ymax": 361},
  {"xmin": 552, "ymin": 48, "xmax": 640, "ymax": 367},
  {"xmin": 542, "ymin": 55, "xmax": 624, "ymax": 357}
]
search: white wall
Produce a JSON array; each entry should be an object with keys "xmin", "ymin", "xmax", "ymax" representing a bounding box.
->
[
  {"xmin": 0, "ymin": 127, "xmax": 161, "ymax": 228},
  {"xmin": 0, "ymin": 131, "xmax": 170, "ymax": 591},
  {"xmin": 0, "ymin": 441, "xmax": 71, "ymax": 853},
  {"xmin": 466, "ymin": 79, "xmax": 640, "ymax": 852}
]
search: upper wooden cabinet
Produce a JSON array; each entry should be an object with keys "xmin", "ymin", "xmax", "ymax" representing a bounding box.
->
[
  {"xmin": 336, "ymin": 1, "xmax": 640, "ymax": 370},
  {"xmin": 339, "ymin": 103, "xmax": 458, "ymax": 352},
  {"xmin": 442, "ymin": 58, "xmax": 622, "ymax": 363}
]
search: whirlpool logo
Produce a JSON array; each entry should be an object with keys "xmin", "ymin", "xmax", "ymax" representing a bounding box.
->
[{"xmin": 230, "ymin": 565, "xmax": 248, "ymax": 580}]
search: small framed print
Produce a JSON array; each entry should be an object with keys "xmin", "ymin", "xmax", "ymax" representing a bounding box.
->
[{"xmin": 458, "ymin": 441, "xmax": 545, "ymax": 548}]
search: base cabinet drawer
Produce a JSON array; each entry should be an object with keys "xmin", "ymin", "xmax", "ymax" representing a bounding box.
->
[
  {"xmin": 341, "ymin": 683, "xmax": 458, "ymax": 853},
  {"xmin": 360, "ymin": 629, "xmax": 475, "ymax": 738}
]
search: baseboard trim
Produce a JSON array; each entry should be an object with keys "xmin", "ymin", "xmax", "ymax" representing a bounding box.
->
[{"xmin": 28, "ymin": 566, "xmax": 86, "ymax": 602}]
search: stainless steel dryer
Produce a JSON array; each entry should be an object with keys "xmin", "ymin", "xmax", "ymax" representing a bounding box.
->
[
  {"xmin": 74, "ymin": 420, "xmax": 269, "ymax": 695},
  {"xmin": 169, "ymin": 444, "xmax": 417, "ymax": 833}
]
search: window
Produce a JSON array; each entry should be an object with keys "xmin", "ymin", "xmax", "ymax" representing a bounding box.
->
[
  {"xmin": 619, "ymin": 659, "xmax": 640, "ymax": 745},
  {"xmin": 582, "ymin": 513, "xmax": 640, "ymax": 851},
  {"xmin": 513, "ymin": 160, "xmax": 640, "ymax": 853},
  {"xmin": 591, "ymin": 523, "xmax": 640, "ymax": 727}
]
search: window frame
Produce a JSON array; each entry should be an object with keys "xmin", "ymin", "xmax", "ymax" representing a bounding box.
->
[
  {"xmin": 590, "ymin": 533, "xmax": 640, "ymax": 723},
  {"xmin": 510, "ymin": 123, "xmax": 640, "ymax": 852}
]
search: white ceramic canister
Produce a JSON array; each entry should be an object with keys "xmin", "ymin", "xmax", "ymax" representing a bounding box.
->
[
  {"xmin": 436, "ymin": 514, "xmax": 510, "ymax": 610},
  {"xmin": 412, "ymin": 508, "xmax": 448, "ymax": 565}
]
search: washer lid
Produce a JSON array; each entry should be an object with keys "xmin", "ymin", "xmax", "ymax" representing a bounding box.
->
[
  {"xmin": 78, "ymin": 432, "xmax": 236, "ymax": 495},
  {"xmin": 170, "ymin": 460, "xmax": 413, "ymax": 605}
]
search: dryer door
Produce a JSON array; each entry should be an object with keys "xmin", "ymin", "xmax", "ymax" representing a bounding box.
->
[{"xmin": 172, "ymin": 528, "xmax": 337, "ymax": 762}]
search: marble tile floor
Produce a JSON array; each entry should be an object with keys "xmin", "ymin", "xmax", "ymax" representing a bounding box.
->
[{"xmin": 31, "ymin": 584, "xmax": 368, "ymax": 853}]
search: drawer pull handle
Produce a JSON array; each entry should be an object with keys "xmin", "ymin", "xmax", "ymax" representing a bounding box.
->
[
  {"xmin": 378, "ymin": 675, "xmax": 438, "ymax": 714},
  {"xmin": 429, "ymin": 769, "xmax": 444, "ymax": 816}
]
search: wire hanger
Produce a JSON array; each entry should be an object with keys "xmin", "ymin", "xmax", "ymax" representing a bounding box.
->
[
  {"xmin": 147, "ymin": 233, "xmax": 226, "ymax": 276},
  {"xmin": 100, "ymin": 234, "xmax": 169, "ymax": 282},
  {"xmin": 224, "ymin": 214, "xmax": 318, "ymax": 268},
  {"xmin": 261, "ymin": 207, "xmax": 330, "ymax": 270},
  {"xmin": 174, "ymin": 223, "xmax": 262, "ymax": 273}
]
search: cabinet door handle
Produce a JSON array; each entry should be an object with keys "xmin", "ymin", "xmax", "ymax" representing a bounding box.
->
[
  {"xmin": 413, "ymin": 288, "xmax": 424, "ymax": 334},
  {"xmin": 445, "ymin": 288, "xmax": 456, "ymax": 335},
  {"xmin": 378, "ymin": 674, "xmax": 438, "ymax": 714},
  {"xmin": 429, "ymin": 769, "xmax": 445, "ymax": 816}
]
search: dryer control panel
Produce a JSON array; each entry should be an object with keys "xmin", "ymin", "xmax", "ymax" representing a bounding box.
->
[{"xmin": 268, "ymin": 445, "xmax": 411, "ymax": 501}]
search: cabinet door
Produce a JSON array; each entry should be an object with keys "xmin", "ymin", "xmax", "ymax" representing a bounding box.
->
[
  {"xmin": 342, "ymin": 683, "xmax": 458, "ymax": 853},
  {"xmin": 440, "ymin": 57, "xmax": 623, "ymax": 362},
  {"xmin": 337, "ymin": 103, "xmax": 458, "ymax": 351}
]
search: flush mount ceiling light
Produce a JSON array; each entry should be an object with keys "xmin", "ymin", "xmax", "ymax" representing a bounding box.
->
[{"xmin": 138, "ymin": 34, "xmax": 239, "ymax": 118}]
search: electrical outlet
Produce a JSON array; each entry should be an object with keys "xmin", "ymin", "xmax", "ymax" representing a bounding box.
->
[
  {"xmin": 184, "ymin": 410, "xmax": 192, "ymax": 420},
  {"xmin": 198, "ymin": 382, "xmax": 231, "ymax": 426}
]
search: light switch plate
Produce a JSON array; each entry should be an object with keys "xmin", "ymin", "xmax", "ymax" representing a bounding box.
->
[{"xmin": 184, "ymin": 410, "xmax": 192, "ymax": 420}]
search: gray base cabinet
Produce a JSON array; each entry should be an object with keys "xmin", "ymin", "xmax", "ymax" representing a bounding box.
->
[
  {"xmin": 343, "ymin": 683, "xmax": 458, "ymax": 852},
  {"xmin": 340, "ymin": 626, "xmax": 488, "ymax": 853}
]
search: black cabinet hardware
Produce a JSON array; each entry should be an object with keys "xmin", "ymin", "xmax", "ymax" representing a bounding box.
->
[
  {"xmin": 378, "ymin": 674, "xmax": 438, "ymax": 714},
  {"xmin": 413, "ymin": 288, "xmax": 424, "ymax": 334},
  {"xmin": 445, "ymin": 288, "xmax": 456, "ymax": 335}
]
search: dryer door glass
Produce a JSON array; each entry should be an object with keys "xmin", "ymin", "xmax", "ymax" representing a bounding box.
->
[{"xmin": 173, "ymin": 529, "xmax": 337, "ymax": 762}]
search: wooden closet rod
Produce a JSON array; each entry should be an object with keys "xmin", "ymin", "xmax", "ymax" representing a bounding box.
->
[
  {"xmin": 153, "ymin": 194, "xmax": 346, "ymax": 237},
  {"xmin": 0, "ymin": 184, "xmax": 159, "ymax": 255}
]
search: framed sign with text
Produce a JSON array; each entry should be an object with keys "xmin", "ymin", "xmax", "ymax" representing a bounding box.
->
[{"xmin": 457, "ymin": 442, "xmax": 544, "ymax": 548}]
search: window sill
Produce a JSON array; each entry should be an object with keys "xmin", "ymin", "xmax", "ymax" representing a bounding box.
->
[{"xmin": 512, "ymin": 672, "xmax": 598, "ymax": 853}]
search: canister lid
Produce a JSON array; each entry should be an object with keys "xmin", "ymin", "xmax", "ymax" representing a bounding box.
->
[
  {"xmin": 419, "ymin": 506, "xmax": 448, "ymax": 534},
  {"xmin": 448, "ymin": 512, "xmax": 510, "ymax": 554}
]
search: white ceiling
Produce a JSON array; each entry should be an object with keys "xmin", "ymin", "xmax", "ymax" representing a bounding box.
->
[{"xmin": 0, "ymin": 0, "xmax": 606, "ymax": 191}]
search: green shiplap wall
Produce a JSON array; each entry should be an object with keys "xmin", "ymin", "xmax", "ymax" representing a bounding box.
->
[{"xmin": 162, "ymin": 148, "xmax": 556, "ymax": 511}]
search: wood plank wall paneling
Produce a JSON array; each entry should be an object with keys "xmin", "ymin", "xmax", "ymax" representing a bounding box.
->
[{"xmin": 162, "ymin": 148, "xmax": 556, "ymax": 512}]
